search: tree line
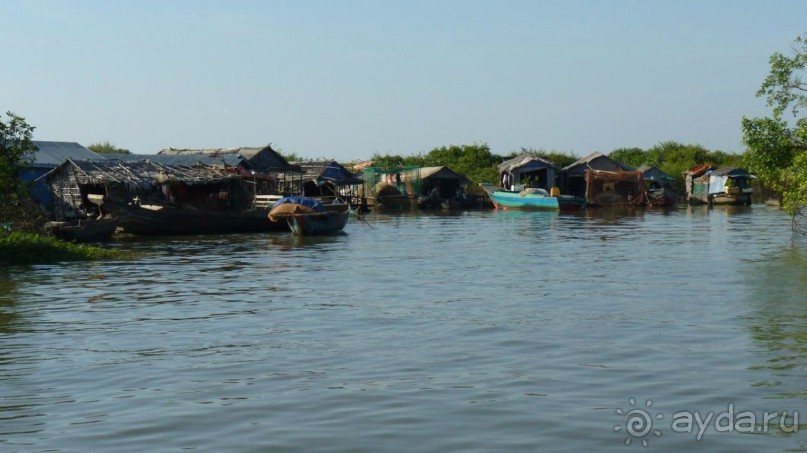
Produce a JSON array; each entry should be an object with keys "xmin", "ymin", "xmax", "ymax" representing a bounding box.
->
[{"xmin": 369, "ymin": 140, "xmax": 745, "ymax": 190}]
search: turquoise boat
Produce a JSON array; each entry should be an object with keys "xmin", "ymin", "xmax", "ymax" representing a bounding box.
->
[
  {"xmin": 479, "ymin": 183, "xmax": 587, "ymax": 211},
  {"xmin": 479, "ymin": 183, "xmax": 559, "ymax": 210}
]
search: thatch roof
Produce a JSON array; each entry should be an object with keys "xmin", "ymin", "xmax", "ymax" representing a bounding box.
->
[{"xmin": 39, "ymin": 158, "xmax": 240, "ymax": 192}]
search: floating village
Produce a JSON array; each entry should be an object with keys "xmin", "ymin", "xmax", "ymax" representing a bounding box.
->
[{"xmin": 21, "ymin": 141, "xmax": 757, "ymax": 242}]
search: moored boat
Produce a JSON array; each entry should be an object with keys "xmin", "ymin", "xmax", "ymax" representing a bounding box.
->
[
  {"xmin": 47, "ymin": 217, "xmax": 118, "ymax": 242},
  {"xmin": 107, "ymin": 199, "xmax": 287, "ymax": 235},
  {"xmin": 268, "ymin": 197, "xmax": 350, "ymax": 236},
  {"xmin": 683, "ymin": 166, "xmax": 754, "ymax": 206},
  {"xmin": 479, "ymin": 183, "xmax": 562, "ymax": 211}
]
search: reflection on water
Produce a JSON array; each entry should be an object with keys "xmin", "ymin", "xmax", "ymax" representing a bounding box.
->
[
  {"xmin": 0, "ymin": 207, "xmax": 804, "ymax": 451},
  {"xmin": 742, "ymin": 247, "xmax": 807, "ymax": 401}
]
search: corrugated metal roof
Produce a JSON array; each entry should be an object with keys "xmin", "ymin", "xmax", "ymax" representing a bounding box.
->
[
  {"xmin": 498, "ymin": 154, "xmax": 558, "ymax": 173},
  {"xmin": 709, "ymin": 166, "xmax": 753, "ymax": 177},
  {"xmin": 562, "ymin": 152, "xmax": 634, "ymax": 172},
  {"xmin": 159, "ymin": 147, "xmax": 262, "ymax": 157},
  {"xmin": 638, "ymin": 165, "xmax": 674, "ymax": 182},
  {"xmin": 158, "ymin": 145, "xmax": 298, "ymax": 173},
  {"xmin": 108, "ymin": 153, "xmax": 249, "ymax": 168},
  {"xmin": 31, "ymin": 141, "xmax": 104, "ymax": 167}
]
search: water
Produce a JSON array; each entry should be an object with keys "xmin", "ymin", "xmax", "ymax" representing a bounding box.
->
[{"xmin": 0, "ymin": 205, "xmax": 805, "ymax": 452}]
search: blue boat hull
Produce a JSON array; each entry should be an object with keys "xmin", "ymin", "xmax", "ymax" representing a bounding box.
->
[
  {"xmin": 488, "ymin": 191, "xmax": 559, "ymax": 210},
  {"xmin": 479, "ymin": 184, "xmax": 559, "ymax": 211}
]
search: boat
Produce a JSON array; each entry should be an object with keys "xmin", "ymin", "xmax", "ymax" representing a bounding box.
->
[
  {"xmin": 479, "ymin": 183, "xmax": 586, "ymax": 211},
  {"xmin": 106, "ymin": 199, "xmax": 287, "ymax": 235},
  {"xmin": 683, "ymin": 166, "xmax": 754, "ymax": 206},
  {"xmin": 556, "ymin": 195, "xmax": 589, "ymax": 211},
  {"xmin": 646, "ymin": 186, "xmax": 679, "ymax": 207},
  {"xmin": 268, "ymin": 197, "xmax": 350, "ymax": 236},
  {"xmin": 46, "ymin": 217, "xmax": 118, "ymax": 242}
]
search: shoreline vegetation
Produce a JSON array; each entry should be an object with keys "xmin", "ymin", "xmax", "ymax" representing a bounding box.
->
[{"xmin": 0, "ymin": 232, "xmax": 135, "ymax": 266}]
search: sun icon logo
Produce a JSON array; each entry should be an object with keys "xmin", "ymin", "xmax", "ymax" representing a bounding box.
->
[{"xmin": 614, "ymin": 398, "xmax": 663, "ymax": 447}]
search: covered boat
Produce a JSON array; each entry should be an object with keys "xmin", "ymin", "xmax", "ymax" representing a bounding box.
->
[
  {"xmin": 684, "ymin": 166, "xmax": 754, "ymax": 205},
  {"xmin": 268, "ymin": 197, "xmax": 350, "ymax": 236}
]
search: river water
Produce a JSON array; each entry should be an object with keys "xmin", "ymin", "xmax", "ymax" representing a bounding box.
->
[{"xmin": 0, "ymin": 205, "xmax": 804, "ymax": 452}]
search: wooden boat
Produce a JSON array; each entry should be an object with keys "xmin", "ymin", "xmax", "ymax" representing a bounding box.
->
[
  {"xmin": 556, "ymin": 195, "xmax": 588, "ymax": 212},
  {"xmin": 106, "ymin": 200, "xmax": 287, "ymax": 235},
  {"xmin": 47, "ymin": 217, "xmax": 118, "ymax": 242},
  {"xmin": 646, "ymin": 186, "xmax": 679, "ymax": 208},
  {"xmin": 268, "ymin": 197, "xmax": 350, "ymax": 236},
  {"xmin": 684, "ymin": 166, "xmax": 754, "ymax": 206}
]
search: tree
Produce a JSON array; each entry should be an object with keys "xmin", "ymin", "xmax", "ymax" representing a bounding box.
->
[
  {"xmin": 608, "ymin": 147, "xmax": 647, "ymax": 168},
  {"xmin": 0, "ymin": 112, "xmax": 38, "ymax": 231},
  {"xmin": 742, "ymin": 33, "xmax": 807, "ymax": 226},
  {"xmin": 87, "ymin": 141, "xmax": 131, "ymax": 154}
]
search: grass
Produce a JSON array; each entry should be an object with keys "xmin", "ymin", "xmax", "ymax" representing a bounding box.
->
[{"xmin": 0, "ymin": 231, "xmax": 135, "ymax": 265}]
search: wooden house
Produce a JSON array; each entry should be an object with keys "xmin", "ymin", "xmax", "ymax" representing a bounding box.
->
[
  {"xmin": 497, "ymin": 154, "xmax": 559, "ymax": 192},
  {"xmin": 294, "ymin": 160, "xmax": 364, "ymax": 202},
  {"xmin": 158, "ymin": 145, "xmax": 303, "ymax": 195},
  {"xmin": 21, "ymin": 141, "xmax": 105, "ymax": 207},
  {"xmin": 39, "ymin": 159, "xmax": 252, "ymax": 220},
  {"xmin": 561, "ymin": 152, "xmax": 646, "ymax": 207}
]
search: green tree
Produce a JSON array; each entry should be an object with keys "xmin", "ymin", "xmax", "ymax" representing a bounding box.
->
[
  {"xmin": 87, "ymin": 141, "xmax": 131, "ymax": 154},
  {"xmin": 423, "ymin": 143, "xmax": 499, "ymax": 185},
  {"xmin": 0, "ymin": 112, "xmax": 39, "ymax": 231},
  {"xmin": 647, "ymin": 141, "xmax": 709, "ymax": 183},
  {"xmin": 608, "ymin": 147, "xmax": 646, "ymax": 168},
  {"xmin": 742, "ymin": 33, "xmax": 807, "ymax": 222},
  {"xmin": 372, "ymin": 144, "xmax": 499, "ymax": 185}
]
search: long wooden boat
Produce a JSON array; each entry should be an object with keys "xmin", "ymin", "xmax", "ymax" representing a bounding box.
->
[
  {"xmin": 268, "ymin": 197, "xmax": 350, "ymax": 235},
  {"xmin": 287, "ymin": 203, "xmax": 350, "ymax": 236},
  {"xmin": 106, "ymin": 200, "xmax": 287, "ymax": 235},
  {"xmin": 47, "ymin": 218, "xmax": 118, "ymax": 242}
]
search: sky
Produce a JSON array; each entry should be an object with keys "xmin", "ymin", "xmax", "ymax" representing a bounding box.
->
[{"xmin": 2, "ymin": 0, "xmax": 806, "ymax": 161}]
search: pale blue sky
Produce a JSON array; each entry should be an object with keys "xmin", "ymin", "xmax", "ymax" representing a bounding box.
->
[{"xmin": 2, "ymin": 0, "xmax": 805, "ymax": 161}]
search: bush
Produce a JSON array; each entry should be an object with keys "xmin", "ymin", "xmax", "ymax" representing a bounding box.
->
[{"xmin": 0, "ymin": 232, "xmax": 133, "ymax": 265}]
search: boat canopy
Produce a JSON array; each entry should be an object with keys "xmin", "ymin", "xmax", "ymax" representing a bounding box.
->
[{"xmin": 270, "ymin": 196, "xmax": 326, "ymax": 212}]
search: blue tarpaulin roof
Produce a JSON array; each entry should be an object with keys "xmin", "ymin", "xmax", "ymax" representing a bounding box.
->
[{"xmin": 296, "ymin": 160, "xmax": 364, "ymax": 185}]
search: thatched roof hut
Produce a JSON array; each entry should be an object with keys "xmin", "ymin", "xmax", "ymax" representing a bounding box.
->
[
  {"xmin": 561, "ymin": 152, "xmax": 634, "ymax": 197},
  {"xmin": 39, "ymin": 159, "xmax": 251, "ymax": 220},
  {"xmin": 497, "ymin": 154, "xmax": 559, "ymax": 191}
]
